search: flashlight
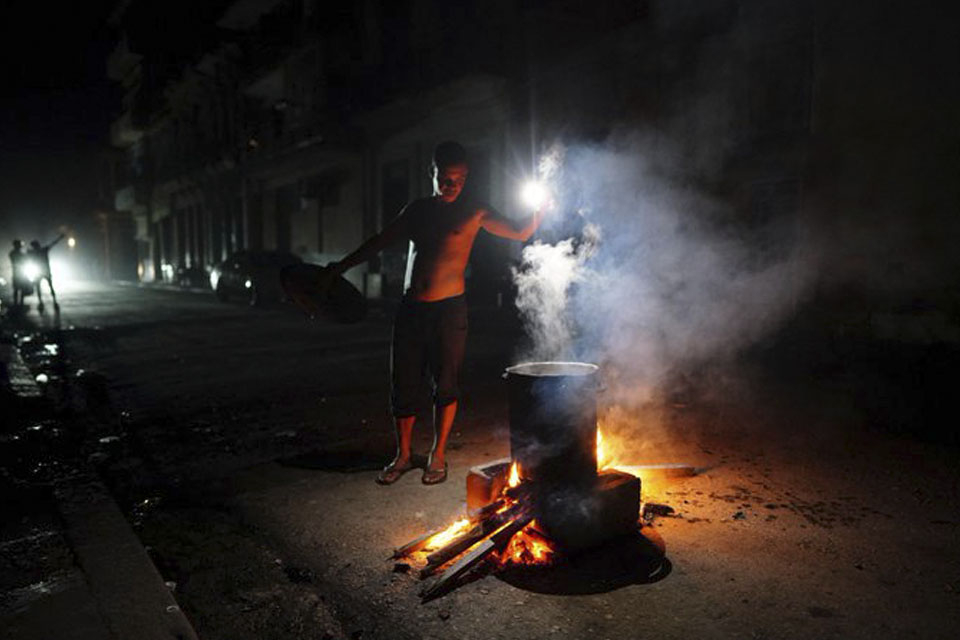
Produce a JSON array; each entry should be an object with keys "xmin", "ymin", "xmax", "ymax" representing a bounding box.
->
[
  {"xmin": 67, "ymin": 237, "xmax": 76, "ymax": 248},
  {"xmin": 520, "ymin": 180, "xmax": 549, "ymax": 210}
]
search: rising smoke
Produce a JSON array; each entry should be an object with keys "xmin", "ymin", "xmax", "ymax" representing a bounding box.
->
[
  {"xmin": 512, "ymin": 224, "xmax": 599, "ymax": 363},
  {"xmin": 508, "ymin": 0, "xmax": 958, "ymax": 452},
  {"xmin": 512, "ymin": 134, "xmax": 817, "ymax": 409}
]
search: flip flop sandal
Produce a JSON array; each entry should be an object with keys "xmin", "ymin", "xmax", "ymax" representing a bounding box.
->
[
  {"xmin": 375, "ymin": 463, "xmax": 413, "ymax": 485},
  {"xmin": 421, "ymin": 463, "xmax": 448, "ymax": 485}
]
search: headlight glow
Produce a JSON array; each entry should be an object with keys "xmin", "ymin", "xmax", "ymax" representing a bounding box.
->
[
  {"xmin": 520, "ymin": 181, "xmax": 549, "ymax": 210},
  {"xmin": 244, "ymin": 279, "xmax": 252, "ymax": 289},
  {"xmin": 22, "ymin": 261, "xmax": 41, "ymax": 282}
]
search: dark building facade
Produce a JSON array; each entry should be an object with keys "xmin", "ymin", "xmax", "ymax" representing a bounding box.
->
[{"xmin": 107, "ymin": 0, "xmax": 958, "ymax": 305}]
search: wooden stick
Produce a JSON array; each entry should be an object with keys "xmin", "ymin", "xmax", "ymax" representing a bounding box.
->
[
  {"xmin": 614, "ymin": 463, "xmax": 697, "ymax": 479},
  {"xmin": 420, "ymin": 523, "xmax": 487, "ymax": 576},
  {"xmin": 390, "ymin": 525, "xmax": 453, "ymax": 560},
  {"xmin": 420, "ymin": 512, "xmax": 533, "ymax": 601},
  {"xmin": 504, "ymin": 482, "xmax": 535, "ymax": 501},
  {"xmin": 469, "ymin": 498, "xmax": 506, "ymax": 521},
  {"xmin": 420, "ymin": 502, "xmax": 525, "ymax": 578},
  {"xmin": 392, "ymin": 498, "xmax": 510, "ymax": 560}
]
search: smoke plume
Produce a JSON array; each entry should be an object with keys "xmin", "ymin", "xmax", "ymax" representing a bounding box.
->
[
  {"xmin": 513, "ymin": 133, "xmax": 817, "ymax": 408},
  {"xmin": 512, "ymin": 225, "xmax": 599, "ymax": 362}
]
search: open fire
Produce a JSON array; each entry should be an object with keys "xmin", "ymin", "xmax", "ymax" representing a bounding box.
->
[
  {"xmin": 391, "ymin": 362, "xmax": 679, "ymax": 601},
  {"xmin": 391, "ymin": 460, "xmax": 556, "ymax": 600},
  {"xmin": 403, "ymin": 462, "xmax": 556, "ymax": 567},
  {"xmin": 394, "ymin": 438, "xmax": 641, "ymax": 600}
]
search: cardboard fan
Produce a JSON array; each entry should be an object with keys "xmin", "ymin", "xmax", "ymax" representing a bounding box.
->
[{"xmin": 280, "ymin": 263, "xmax": 367, "ymax": 324}]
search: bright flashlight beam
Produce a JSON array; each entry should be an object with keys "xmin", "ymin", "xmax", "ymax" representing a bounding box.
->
[
  {"xmin": 67, "ymin": 237, "xmax": 76, "ymax": 248},
  {"xmin": 520, "ymin": 181, "xmax": 549, "ymax": 210}
]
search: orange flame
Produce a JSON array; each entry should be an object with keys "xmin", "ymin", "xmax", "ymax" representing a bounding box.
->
[
  {"xmin": 499, "ymin": 521, "xmax": 555, "ymax": 566},
  {"xmin": 425, "ymin": 518, "xmax": 471, "ymax": 549},
  {"xmin": 597, "ymin": 428, "xmax": 611, "ymax": 470},
  {"xmin": 597, "ymin": 425, "xmax": 621, "ymax": 471},
  {"xmin": 507, "ymin": 461, "xmax": 521, "ymax": 488}
]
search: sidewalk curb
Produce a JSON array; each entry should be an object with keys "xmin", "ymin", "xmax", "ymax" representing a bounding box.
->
[
  {"xmin": 1, "ymin": 339, "xmax": 201, "ymax": 640},
  {"xmin": 55, "ymin": 477, "xmax": 200, "ymax": 640},
  {"xmin": 0, "ymin": 341, "xmax": 43, "ymax": 400}
]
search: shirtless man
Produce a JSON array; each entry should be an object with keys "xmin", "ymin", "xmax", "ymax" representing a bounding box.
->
[{"xmin": 327, "ymin": 141, "xmax": 543, "ymax": 485}]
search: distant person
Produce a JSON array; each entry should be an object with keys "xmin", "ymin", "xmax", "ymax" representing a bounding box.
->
[
  {"xmin": 320, "ymin": 141, "xmax": 545, "ymax": 485},
  {"xmin": 28, "ymin": 235, "xmax": 64, "ymax": 313},
  {"xmin": 8, "ymin": 239, "xmax": 28, "ymax": 306}
]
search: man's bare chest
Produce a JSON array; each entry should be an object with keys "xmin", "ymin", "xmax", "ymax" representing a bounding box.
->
[{"xmin": 411, "ymin": 206, "xmax": 482, "ymax": 250}]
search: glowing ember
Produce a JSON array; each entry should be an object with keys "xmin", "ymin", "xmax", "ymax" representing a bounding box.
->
[
  {"xmin": 498, "ymin": 521, "xmax": 555, "ymax": 566},
  {"xmin": 425, "ymin": 518, "xmax": 471, "ymax": 549},
  {"xmin": 508, "ymin": 461, "xmax": 521, "ymax": 488}
]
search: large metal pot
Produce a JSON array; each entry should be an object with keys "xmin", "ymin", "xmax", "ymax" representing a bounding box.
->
[{"xmin": 505, "ymin": 362, "xmax": 599, "ymax": 487}]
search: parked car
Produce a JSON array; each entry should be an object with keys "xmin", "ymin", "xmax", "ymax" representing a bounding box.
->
[
  {"xmin": 210, "ymin": 250, "xmax": 302, "ymax": 306},
  {"xmin": 176, "ymin": 265, "xmax": 211, "ymax": 290}
]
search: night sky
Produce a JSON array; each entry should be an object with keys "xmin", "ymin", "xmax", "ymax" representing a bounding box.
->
[{"xmin": 0, "ymin": 0, "xmax": 118, "ymax": 238}]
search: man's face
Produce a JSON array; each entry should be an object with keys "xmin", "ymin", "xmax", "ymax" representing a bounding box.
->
[{"xmin": 433, "ymin": 163, "xmax": 468, "ymax": 203}]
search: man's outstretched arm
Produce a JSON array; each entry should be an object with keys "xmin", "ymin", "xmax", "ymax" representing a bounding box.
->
[
  {"xmin": 328, "ymin": 205, "xmax": 413, "ymax": 277},
  {"xmin": 45, "ymin": 234, "xmax": 66, "ymax": 250},
  {"xmin": 479, "ymin": 205, "xmax": 544, "ymax": 242}
]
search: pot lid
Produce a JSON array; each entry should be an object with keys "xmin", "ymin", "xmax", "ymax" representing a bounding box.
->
[{"xmin": 505, "ymin": 362, "xmax": 599, "ymax": 377}]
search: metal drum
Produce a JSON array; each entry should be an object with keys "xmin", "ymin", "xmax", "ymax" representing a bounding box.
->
[{"xmin": 505, "ymin": 362, "xmax": 599, "ymax": 488}]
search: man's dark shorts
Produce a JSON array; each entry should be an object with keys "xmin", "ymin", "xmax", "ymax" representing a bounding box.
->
[{"xmin": 391, "ymin": 294, "xmax": 468, "ymax": 417}]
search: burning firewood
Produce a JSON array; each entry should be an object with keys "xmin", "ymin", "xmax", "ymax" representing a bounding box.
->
[
  {"xmin": 471, "ymin": 498, "xmax": 507, "ymax": 519},
  {"xmin": 419, "ymin": 522, "xmax": 489, "ymax": 578},
  {"xmin": 391, "ymin": 362, "xmax": 677, "ymax": 602},
  {"xmin": 390, "ymin": 525, "xmax": 458, "ymax": 560},
  {"xmin": 420, "ymin": 501, "xmax": 526, "ymax": 578},
  {"xmin": 420, "ymin": 511, "xmax": 534, "ymax": 602},
  {"xmin": 393, "ymin": 498, "xmax": 513, "ymax": 561}
]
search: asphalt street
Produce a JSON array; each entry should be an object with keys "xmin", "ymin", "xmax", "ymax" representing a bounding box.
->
[{"xmin": 3, "ymin": 281, "xmax": 960, "ymax": 640}]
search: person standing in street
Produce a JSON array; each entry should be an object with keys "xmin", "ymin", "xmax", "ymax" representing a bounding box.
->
[
  {"xmin": 28, "ymin": 235, "xmax": 63, "ymax": 313},
  {"xmin": 322, "ymin": 141, "xmax": 545, "ymax": 485},
  {"xmin": 8, "ymin": 239, "xmax": 28, "ymax": 306}
]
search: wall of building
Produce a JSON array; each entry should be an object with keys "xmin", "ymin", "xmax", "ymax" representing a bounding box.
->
[{"xmin": 105, "ymin": 0, "xmax": 954, "ymax": 310}]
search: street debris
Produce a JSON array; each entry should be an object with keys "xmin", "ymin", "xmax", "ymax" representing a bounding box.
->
[{"xmin": 642, "ymin": 502, "xmax": 677, "ymax": 522}]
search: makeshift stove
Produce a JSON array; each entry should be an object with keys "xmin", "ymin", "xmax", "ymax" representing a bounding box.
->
[{"xmin": 392, "ymin": 362, "xmax": 664, "ymax": 601}]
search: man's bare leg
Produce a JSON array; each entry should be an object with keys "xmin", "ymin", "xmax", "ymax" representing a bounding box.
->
[
  {"xmin": 424, "ymin": 400, "xmax": 457, "ymax": 484},
  {"xmin": 47, "ymin": 279, "xmax": 59, "ymax": 311},
  {"xmin": 376, "ymin": 415, "xmax": 415, "ymax": 484}
]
